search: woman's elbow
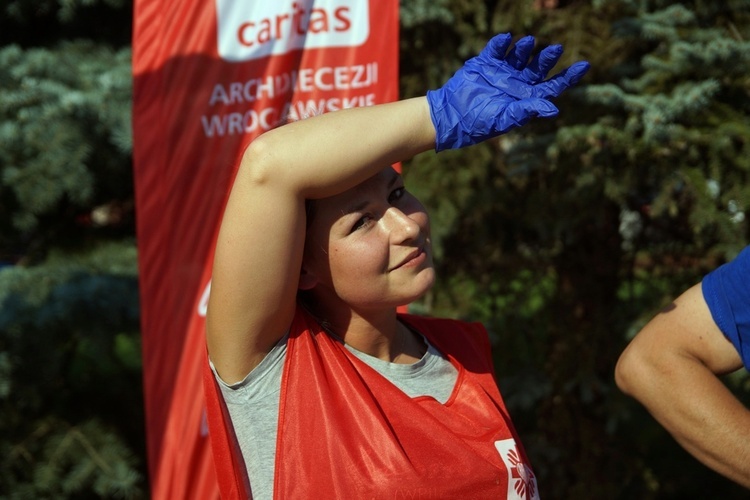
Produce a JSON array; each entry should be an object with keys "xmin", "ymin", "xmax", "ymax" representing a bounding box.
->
[
  {"xmin": 614, "ymin": 345, "xmax": 641, "ymax": 397},
  {"xmin": 615, "ymin": 339, "xmax": 664, "ymax": 400},
  {"xmin": 237, "ymin": 134, "xmax": 276, "ymax": 187}
]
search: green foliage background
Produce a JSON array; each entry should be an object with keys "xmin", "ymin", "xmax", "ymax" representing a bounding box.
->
[{"xmin": 1, "ymin": 0, "xmax": 748, "ymax": 498}]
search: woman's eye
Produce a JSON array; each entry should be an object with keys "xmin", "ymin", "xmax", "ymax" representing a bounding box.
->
[
  {"xmin": 389, "ymin": 187, "xmax": 405, "ymax": 204},
  {"xmin": 351, "ymin": 215, "xmax": 373, "ymax": 232}
]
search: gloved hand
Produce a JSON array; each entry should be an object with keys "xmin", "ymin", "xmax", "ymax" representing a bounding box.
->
[{"xmin": 426, "ymin": 33, "xmax": 590, "ymax": 152}]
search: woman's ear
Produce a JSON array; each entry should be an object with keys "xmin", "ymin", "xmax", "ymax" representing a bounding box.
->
[{"xmin": 298, "ymin": 266, "xmax": 318, "ymax": 291}]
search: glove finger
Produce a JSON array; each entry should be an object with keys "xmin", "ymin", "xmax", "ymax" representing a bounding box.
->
[
  {"xmin": 505, "ymin": 36, "xmax": 536, "ymax": 69},
  {"xmin": 524, "ymin": 44, "xmax": 563, "ymax": 83},
  {"xmin": 481, "ymin": 32, "xmax": 514, "ymax": 62},
  {"xmin": 496, "ymin": 99, "xmax": 559, "ymax": 133},
  {"xmin": 534, "ymin": 61, "xmax": 591, "ymax": 98}
]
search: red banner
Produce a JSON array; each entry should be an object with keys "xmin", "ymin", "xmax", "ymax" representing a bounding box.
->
[{"xmin": 131, "ymin": 1, "xmax": 399, "ymax": 497}]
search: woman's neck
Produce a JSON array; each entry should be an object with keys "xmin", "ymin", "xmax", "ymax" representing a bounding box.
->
[{"xmin": 315, "ymin": 307, "xmax": 425, "ymax": 364}]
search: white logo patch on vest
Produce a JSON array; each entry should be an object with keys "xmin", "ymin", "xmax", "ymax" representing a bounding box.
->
[{"xmin": 494, "ymin": 438, "xmax": 540, "ymax": 499}]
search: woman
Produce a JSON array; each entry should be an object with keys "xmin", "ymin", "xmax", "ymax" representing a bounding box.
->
[{"xmin": 206, "ymin": 33, "xmax": 590, "ymax": 499}]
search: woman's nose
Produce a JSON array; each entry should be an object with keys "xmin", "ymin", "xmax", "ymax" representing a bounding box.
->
[{"xmin": 384, "ymin": 207, "xmax": 420, "ymax": 243}]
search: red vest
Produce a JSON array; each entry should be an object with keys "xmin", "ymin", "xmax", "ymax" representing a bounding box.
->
[{"xmin": 205, "ymin": 307, "xmax": 539, "ymax": 499}]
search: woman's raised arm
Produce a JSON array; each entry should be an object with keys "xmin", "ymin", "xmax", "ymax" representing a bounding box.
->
[
  {"xmin": 206, "ymin": 97, "xmax": 436, "ymax": 383},
  {"xmin": 206, "ymin": 33, "xmax": 590, "ymax": 383}
]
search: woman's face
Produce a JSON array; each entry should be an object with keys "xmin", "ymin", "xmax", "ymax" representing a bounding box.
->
[{"xmin": 301, "ymin": 166, "xmax": 435, "ymax": 313}]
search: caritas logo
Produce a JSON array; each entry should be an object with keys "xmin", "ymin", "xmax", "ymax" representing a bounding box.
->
[{"xmin": 216, "ymin": 0, "xmax": 370, "ymax": 62}]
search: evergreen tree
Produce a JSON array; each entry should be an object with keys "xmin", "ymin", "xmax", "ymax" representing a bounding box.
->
[{"xmin": 0, "ymin": 0, "xmax": 145, "ymax": 497}]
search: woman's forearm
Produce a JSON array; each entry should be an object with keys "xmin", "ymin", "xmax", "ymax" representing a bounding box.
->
[{"xmin": 240, "ymin": 97, "xmax": 435, "ymax": 200}]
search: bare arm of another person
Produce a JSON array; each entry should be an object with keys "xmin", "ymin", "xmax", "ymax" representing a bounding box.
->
[{"xmin": 616, "ymin": 283, "xmax": 750, "ymax": 488}]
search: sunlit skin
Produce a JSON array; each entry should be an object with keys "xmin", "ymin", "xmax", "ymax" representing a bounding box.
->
[
  {"xmin": 207, "ymin": 97, "xmax": 436, "ymax": 382},
  {"xmin": 300, "ymin": 166, "xmax": 435, "ymax": 361}
]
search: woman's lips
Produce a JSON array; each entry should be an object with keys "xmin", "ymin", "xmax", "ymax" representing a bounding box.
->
[{"xmin": 392, "ymin": 247, "xmax": 427, "ymax": 270}]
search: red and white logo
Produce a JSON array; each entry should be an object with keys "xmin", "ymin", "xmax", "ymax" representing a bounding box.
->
[
  {"xmin": 495, "ymin": 439, "xmax": 540, "ymax": 500},
  {"xmin": 216, "ymin": 0, "xmax": 370, "ymax": 62}
]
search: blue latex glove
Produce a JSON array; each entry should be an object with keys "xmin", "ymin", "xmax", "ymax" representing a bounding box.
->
[{"xmin": 426, "ymin": 33, "xmax": 590, "ymax": 152}]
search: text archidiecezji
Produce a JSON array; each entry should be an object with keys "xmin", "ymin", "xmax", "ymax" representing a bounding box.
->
[{"xmin": 201, "ymin": 63, "xmax": 378, "ymax": 137}]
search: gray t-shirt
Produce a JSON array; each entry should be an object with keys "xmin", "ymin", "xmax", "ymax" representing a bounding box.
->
[{"xmin": 212, "ymin": 330, "xmax": 458, "ymax": 500}]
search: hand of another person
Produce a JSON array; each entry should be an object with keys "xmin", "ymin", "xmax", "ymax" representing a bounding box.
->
[{"xmin": 427, "ymin": 33, "xmax": 590, "ymax": 151}]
